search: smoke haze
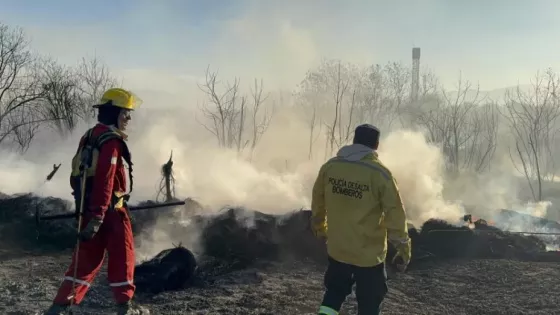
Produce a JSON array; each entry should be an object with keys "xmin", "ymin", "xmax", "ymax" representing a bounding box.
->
[{"xmin": 1, "ymin": 1, "xmax": 560, "ymax": 259}]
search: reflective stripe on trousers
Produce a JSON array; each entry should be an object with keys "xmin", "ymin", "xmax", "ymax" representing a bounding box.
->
[
  {"xmin": 318, "ymin": 305, "xmax": 338, "ymax": 315},
  {"xmin": 109, "ymin": 280, "xmax": 133, "ymax": 287},
  {"xmin": 63, "ymin": 276, "xmax": 91, "ymax": 287},
  {"xmin": 64, "ymin": 276, "xmax": 133, "ymax": 288}
]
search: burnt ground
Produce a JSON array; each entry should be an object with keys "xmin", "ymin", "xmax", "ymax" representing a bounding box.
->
[
  {"xmin": 0, "ymin": 193, "xmax": 559, "ymax": 314},
  {"xmin": 0, "ymin": 248, "xmax": 558, "ymax": 315}
]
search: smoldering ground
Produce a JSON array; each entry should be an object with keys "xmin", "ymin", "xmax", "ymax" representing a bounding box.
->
[
  {"xmin": 2, "ymin": 192, "xmax": 559, "ymax": 315},
  {"xmin": 2, "ymin": 96, "xmax": 558, "ymax": 260}
]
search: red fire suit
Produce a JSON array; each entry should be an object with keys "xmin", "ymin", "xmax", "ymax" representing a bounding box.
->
[{"xmin": 53, "ymin": 123, "xmax": 136, "ymax": 305}]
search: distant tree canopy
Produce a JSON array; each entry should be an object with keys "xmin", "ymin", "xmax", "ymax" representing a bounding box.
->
[{"xmin": 194, "ymin": 56, "xmax": 560, "ymax": 202}]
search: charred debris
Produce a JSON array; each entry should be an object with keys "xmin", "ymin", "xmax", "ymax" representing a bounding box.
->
[{"xmin": 0, "ymin": 192, "xmax": 558, "ymax": 295}]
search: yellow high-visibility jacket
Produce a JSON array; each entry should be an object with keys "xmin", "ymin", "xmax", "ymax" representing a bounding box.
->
[{"xmin": 311, "ymin": 144, "xmax": 410, "ymax": 267}]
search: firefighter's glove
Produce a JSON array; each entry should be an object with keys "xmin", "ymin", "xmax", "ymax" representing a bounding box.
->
[
  {"xmin": 310, "ymin": 216, "xmax": 327, "ymax": 243},
  {"xmin": 78, "ymin": 217, "xmax": 103, "ymax": 241},
  {"xmin": 392, "ymin": 238, "xmax": 411, "ymax": 272}
]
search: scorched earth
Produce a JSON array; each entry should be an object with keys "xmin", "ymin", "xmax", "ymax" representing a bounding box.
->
[{"xmin": 0, "ymin": 194, "xmax": 558, "ymax": 315}]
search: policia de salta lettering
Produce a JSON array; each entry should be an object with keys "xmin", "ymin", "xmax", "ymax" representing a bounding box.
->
[
  {"xmin": 44, "ymin": 88, "xmax": 150, "ymax": 315},
  {"xmin": 311, "ymin": 124, "xmax": 412, "ymax": 315}
]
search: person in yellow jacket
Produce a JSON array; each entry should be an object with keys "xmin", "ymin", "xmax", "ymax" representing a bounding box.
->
[{"xmin": 311, "ymin": 123, "xmax": 411, "ymax": 315}]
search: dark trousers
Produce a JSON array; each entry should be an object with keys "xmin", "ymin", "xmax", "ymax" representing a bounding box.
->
[{"xmin": 319, "ymin": 256, "xmax": 388, "ymax": 315}]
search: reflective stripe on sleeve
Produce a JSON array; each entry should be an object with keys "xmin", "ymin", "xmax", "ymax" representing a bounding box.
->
[
  {"xmin": 389, "ymin": 237, "xmax": 410, "ymax": 244},
  {"xmin": 318, "ymin": 305, "xmax": 339, "ymax": 315},
  {"xmin": 63, "ymin": 276, "xmax": 91, "ymax": 287}
]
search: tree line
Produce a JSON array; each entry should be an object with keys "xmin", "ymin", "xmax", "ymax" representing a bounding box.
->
[
  {"xmin": 0, "ymin": 23, "xmax": 119, "ymax": 152},
  {"xmin": 198, "ymin": 58, "xmax": 560, "ymax": 203},
  {"xmin": 2, "ymin": 22, "xmax": 558, "ymax": 202}
]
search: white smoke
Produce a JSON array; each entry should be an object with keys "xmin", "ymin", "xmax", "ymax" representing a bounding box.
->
[{"xmin": 379, "ymin": 130, "xmax": 465, "ymax": 226}]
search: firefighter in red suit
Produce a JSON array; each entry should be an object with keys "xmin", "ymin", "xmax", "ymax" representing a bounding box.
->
[{"xmin": 44, "ymin": 88, "xmax": 149, "ymax": 315}]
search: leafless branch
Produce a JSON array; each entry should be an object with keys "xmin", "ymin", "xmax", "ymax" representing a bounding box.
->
[
  {"xmin": 0, "ymin": 23, "xmax": 49, "ymax": 151},
  {"xmin": 197, "ymin": 65, "xmax": 272, "ymax": 153},
  {"xmin": 411, "ymin": 73, "xmax": 497, "ymax": 174},
  {"xmin": 499, "ymin": 69, "xmax": 560, "ymax": 201},
  {"xmin": 75, "ymin": 55, "xmax": 120, "ymax": 121}
]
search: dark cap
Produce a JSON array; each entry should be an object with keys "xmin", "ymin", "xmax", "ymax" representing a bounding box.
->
[
  {"xmin": 92, "ymin": 100, "xmax": 115, "ymax": 109},
  {"xmin": 353, "ymin": 124, "xmax": 380, "ymax": 149}
]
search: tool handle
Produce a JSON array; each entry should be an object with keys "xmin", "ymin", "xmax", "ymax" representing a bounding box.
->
[{"xmin": 37, "ymin": 200, "xmax": 187, "ymax": 221}]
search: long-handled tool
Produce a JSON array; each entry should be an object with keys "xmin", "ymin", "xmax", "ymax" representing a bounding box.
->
[
  {"xmin": 67, "ymin": 162, "xmax": 89, "ymax": 311},
  {"xmin": 36, "ymin": 200, "xmax": 187, "ymax": 223}
]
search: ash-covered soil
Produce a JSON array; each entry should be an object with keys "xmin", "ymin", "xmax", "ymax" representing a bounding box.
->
[{"xmin": 0, "ymin": 248, "xmax": 559, "ymax": 315}]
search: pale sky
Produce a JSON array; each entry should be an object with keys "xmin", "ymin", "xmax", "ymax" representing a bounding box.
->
[{"xmin": 1, "ymin": 0, "xmax": 559, "ymax": 97}]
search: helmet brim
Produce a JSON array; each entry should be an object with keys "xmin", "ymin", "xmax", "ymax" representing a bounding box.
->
[{"xmin": 92, "ymin": 102, "xmax": 136, "ymax": 110}]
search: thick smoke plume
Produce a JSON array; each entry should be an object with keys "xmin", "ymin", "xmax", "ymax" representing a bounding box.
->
[{"xmin": 379, "ymin": 130, "xmax": 464, "ymax": 226}]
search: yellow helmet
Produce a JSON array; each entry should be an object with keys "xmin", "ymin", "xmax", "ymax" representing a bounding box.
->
[{"xmin": 93, "ymin": 88, "xmax": 143, "ymax": 110}]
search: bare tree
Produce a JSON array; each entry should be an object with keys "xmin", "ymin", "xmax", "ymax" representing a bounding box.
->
[
  {"xmin": 293, "ymin": 87, "xmax": 322, "ymax": 159},
  {"xmin": 420, "ymin": 68, "xmax": 439, "ymax": 97},
  {"xmin": 223, "ymin": 80, "xmax": 246, "ymax": 150},
  {"xmin": 9, "ymin": 104, "xmax": 41, "ymax": 152},
  {"xmin": 360, "ymin": 62, "xmax": 423, "ymax": 131},
  {"xmin": 197, "ymin": 66, "xmax": 243, "ymax": 148},
  {"xmin": 358, "ymin": 64, "xmax": 386, "ymax": 126},
  {"xmin": 468, "ymin": 102, "xmax": 499, "ymax": 172},
  {"xmin": 500, "ymin": 69, "xmax": 560, "ymax": 201},
  {"xmin": 306, "ymin": 104, "xmax": 321, "ymax": 159},
  {"xmin": 0, "ymin": 23, "xmax": 121, "ymax": 152},
  {"xmin": 197, "ymin": 66, "xmax": 271, "ymax": 153},
  {"xmin": 295, "ymin": 60, "xmax": 494, "ymax": 166},
  {"xmin": 411, "ymin": 95, "xmax": 449, "ymax": 144},
  {"xmin": 324, "ymin": 61, "xmax": 351, "ymax": 154},
  {"xmin": 442, "ymin": 76, "xmax": 483, "ymax": 173},
  {"xmin": 295, "ymin": 65, "xmax": 327, "ymax": 159},
  {"xmin": 413, "ymin": 74, "xmax": 498, "ymax": 174},
  {"xmin": 0, "ymin": 23, "xmax": 47, "ymax": 151},
  {"xmin": 383, "ymin": 62, "xmax": 411, "ymax": 126},
  {"xmin": 295, "ymin": 59, "xmax": 362, "ymax": 158},
  {"xmin": 249, "ymin": 78, "xmax": 272, "ymax": 153},
  {"xmin": 34, "ymin": 55, "xmax": 120, "ymax": 137},
  {"xmin": 38, "ymin": 58, "xmax": 81, "ymax": 135},
  {"xmin": 235, "ymin": 91, "xmax": 247, "ymax": 152},
  {"xmin": 75, "ymin": 56, "xmax": 120, "ymax": 121}
]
